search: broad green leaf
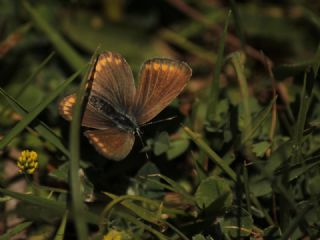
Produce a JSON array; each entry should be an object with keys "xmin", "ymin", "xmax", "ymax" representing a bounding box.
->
[
  {"xmin": 220, "ymin": 207, "xmax": 253, "ymax": 238},
  {"xmin": 252, "ymin": 141, "xmax": 271, "ymax": 157},
  {"xmin": 263, "ymin": 226, "xmax": 282, "ymax": 240},
  {"xmin": 195, "ymin": 176, "xmax": 232, "ymax": 212},
  {"xmin": 131, "ymin": 162, "xmax": 163, "ymax": 198},
  {"xmin": 166, "ymin": 138, "xmax": 190, "ymax": 160},
  {"xmin": 153, "ymin": 132, "xmax": 170, "ymax": 156}
]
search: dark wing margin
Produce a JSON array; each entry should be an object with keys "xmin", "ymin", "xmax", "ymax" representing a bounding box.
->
[
  {"xmin": 133, "ymin": 58, "xmax": 192, "ymax": 124},
  {"xmin": 84, "ymin": 128, "xmax": 135, "ymax": 161}
]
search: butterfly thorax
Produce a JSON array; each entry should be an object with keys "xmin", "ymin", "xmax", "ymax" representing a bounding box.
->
[{"xmin": 88, "ymin": 94, "xmax": 138, "ymax": 132}]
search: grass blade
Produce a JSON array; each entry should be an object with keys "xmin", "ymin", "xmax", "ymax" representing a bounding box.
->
[
  {"xmin": 0, "ymin": 187, "xmax": 66, "ymax": 215},
  {"xmin": 292, "ymin": 71, "xmax": 313, "ymax": 163},
  {"xmin": 0, "ymin": 188, "xmax": 100, "ymax": 225},
  {"xmin": 0, "ymin": 88, "xmax": 69, "ymax": 157},
  {"xmin": 23, "ymin": 1, "xmax": 85, "ymax": 71},
  {"xmin": 231, "ymin": 52, "xmax": 251, "ymax": 141},
  {"xmin": 241, "ymin": 96, "xmax": 277, "ymax": 145},
  {"xmin": 160, "ymin": 29, "xmax": 216, "ymax": 64},
  {"xmin": 0, "ymin": 52, "xmax": 55, "ymax": 116},
  {"xmin": 116, "ymin": 211, "xmax": 168, "ymax": 240},
  {"xmin": 0, "ymin": 69, "xmax": 83, "ymax": 149},
  {"xmin": 54, "ymin": 211, "xmax": 68, "ymax": 240},
  {"xmin": 16, "ymin": 52, "xmax": 55, "ymax": 99},
  {"xmin": 0, "ymin": 222, "xmax": 32, "ymax": 240},
  {"xmin": 206, "ymin": 11, "xmax": 231, "ymax": 121},
  {"xmin": 69, "ymin": 50, "xmax": 99, "ymax": 240},
  {"xmin": 183, "ymin": 126, "xmax": 237, "ymax": 181},
  {"xmin": 229, "ymin": 1, "xmax": 246, "ymax": 47}
]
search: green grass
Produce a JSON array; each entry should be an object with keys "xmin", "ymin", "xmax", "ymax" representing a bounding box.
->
[{"xmin": 1, "ymin": 1, "xmax": 320, "ymax": 239}]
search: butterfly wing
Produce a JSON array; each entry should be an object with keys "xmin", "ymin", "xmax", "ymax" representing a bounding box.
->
[
  {"xmin": 133, "ymin": 58, "xmax": 192, "ymax": 124},
  {"xmin": 84, "ymin": 128, "xmax": 135, "ymax": 161},
  {"xmin": 90, "ymin": 51, "xmax": 136, "ymax": 114},
  {"xmin": 59, "ymin": 51, "xmax": 136, "ymax": 129},
  {"xmin": 59, "ymin": 94, "xmax": 115, "ymax": 129}
]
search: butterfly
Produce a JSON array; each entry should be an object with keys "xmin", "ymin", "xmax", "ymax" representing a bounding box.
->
[{"xmin": 59, "ymin": 52, "xmax": 192, "ymax": 161}]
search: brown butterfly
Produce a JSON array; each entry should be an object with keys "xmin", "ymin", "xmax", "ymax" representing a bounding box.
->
[{"xmin": 59, "ymin": 52, "xmax": 192, "ymax": 161}]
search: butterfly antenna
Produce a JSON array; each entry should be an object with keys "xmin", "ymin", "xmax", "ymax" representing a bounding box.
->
[
  {"xmin": 141, "ymin": 116, "xmax": 177, "ymax": 127},
  {"xmin": 136, "ymin": 128, "xmax": 149, "ymax": 160}
]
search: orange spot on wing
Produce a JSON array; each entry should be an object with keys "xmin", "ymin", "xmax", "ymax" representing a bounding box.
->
[
  {"xmin": 106, "ymin": 56, "xmax": 112, "ymax": 63},
  {"xmin": 68, "ymin": 97, "xmax": 76, "ymax": 104},
  {"xmin": 161, "ymin": 64, "xmax": 168, "ymax": 71},
  {"xmin": 169, "ymin": 65, "xmax": 175, "ymax": 71},
  {"xmin": 92, "ymin": 136, "xmax": 99, "ymax": 142},
  {"xmin": 115, "ymin": 58, "xmax": 121, "ymax": 65},
  {"xmin": 153, "ymin": 63, "xmax": 160, "ymax": 71},
  {"xmin": 96, "ymin": 63, "xmax": 102, "ymax": 72},
  {"xmin": 97, "ymin": 142, "xmax": 104, "ymax": 148},
  {"xmin": 145, "ymin": 64, "xmax": 151, "ymax": 70},
  {"xmin": 100, "ymin": 58, "xmax": 107, "ymax": 66}
]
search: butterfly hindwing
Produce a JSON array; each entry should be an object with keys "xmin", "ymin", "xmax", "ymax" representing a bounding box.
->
[
  {"xmin": 59, "ymin": 94, "xmax": 115, "ymax": 129},
  {"xmin": 84, "ymin": 128, "xmax": 135, "ymax": 161},
  {"xmin": 133, "ymin": 58, "xmax": 192, "ymax": 124},
  {"xmin": 59, "ymin": 94, "xmax": 76, "ymax": 121}
]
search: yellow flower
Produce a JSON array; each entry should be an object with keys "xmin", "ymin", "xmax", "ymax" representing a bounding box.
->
[
  {"xmin": 103, "ymin": 230, "xmax": 122, "ymax": 240},
  {"xmin": 17, "ymin": 150, "xmax": 39, "ymax": 174}
]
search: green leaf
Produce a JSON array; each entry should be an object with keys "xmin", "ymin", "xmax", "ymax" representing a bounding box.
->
[
  {"xmin": 195, "ymin": 176, "xmax": 232, "ymax": 212},
  {"xmin": 49, "ymin": 162, "xmax": 70, "ymax": 182},
  {"xmin": 221, "ymin": 207, "xmax": 254, "ymax": 238},
  {"xmin": 252, "ymin": 141, "xmax": 271, "ymax": 157},
  {"xmin": 166, "ymin": 138, "xmax": 190, "ymax": 160},
  {"xmin": 153, "ymin": 132, "xmax": 170, "ymax": 156},
  {"xmin": 155, "ymin": 174, "xmax": 196, "ymax": 205},
  {"xmin": 263, "ymin": 226, "xmax": 282, "ymax": 240},
  {"xmin": 307, "ymin": 175, "xmax": 320, "ymax": 196},
  {"xmin": 132, "ymin": 162, "xmax": 163, "ymax": 198}
]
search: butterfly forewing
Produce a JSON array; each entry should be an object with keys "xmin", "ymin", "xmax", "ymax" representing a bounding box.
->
[
  {"xmin": 85, "ymin": 128, "xmax": 135, "ymax": 161},
  {"xmin": 133, "ymin": 58, "xmax": 192, "ymax": 124},
  {"xmin": 90, "ymin": 52, "xmax": 136, "ymax": 114}
]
